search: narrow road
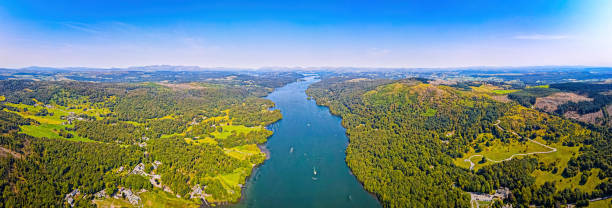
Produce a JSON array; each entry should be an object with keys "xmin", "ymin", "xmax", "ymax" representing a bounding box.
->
[
  {"xmin": 466, "ymin": 121, "xmax": 608, "ymax": 208},
  {"xmin": 588, "ymin": 195, "xmax": 612, "ymax": 202},
  {"xmin": 556, "ymin": 195, "xmax": 612, "ymax": 207},
  {"xmin": 464, "ymin": 120, "xmax": 557, "ymax": 170}
]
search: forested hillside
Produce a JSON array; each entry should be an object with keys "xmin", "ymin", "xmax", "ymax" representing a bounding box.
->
[
  {"xmin": 307, "ymin": 77, "xmax": 612, "ymax": 208},
  {"xmin": 0, "ymin": 73, "xmax": 300, "ymax": 207},
  {"xmin": 505, "ymin": 83, "xmax": 612, "ymax": 127}
]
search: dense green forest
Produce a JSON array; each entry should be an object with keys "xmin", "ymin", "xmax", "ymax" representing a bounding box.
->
[
  {"xmin": 0, "ymin": 73, "xmax": 300, "ymax": 207},
  {"xmin": 1, "ymin": 69, "xmax": 610, "ymax": 207},
  {"xmin": 307, "ymin": 77, "xmax": 611, "ymax": 208}
]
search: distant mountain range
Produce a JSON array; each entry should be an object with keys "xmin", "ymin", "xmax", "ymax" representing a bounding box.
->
[{"xmin": 2, "ymin": 65, "xmax": 611, "ymax": 73}]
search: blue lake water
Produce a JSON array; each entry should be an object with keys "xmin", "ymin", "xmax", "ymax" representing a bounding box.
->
[{"xmin": 236, "ymin": 77, "xmax": 380, "ymax": 208}]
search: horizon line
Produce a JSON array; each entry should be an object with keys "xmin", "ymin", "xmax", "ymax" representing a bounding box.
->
[{"xmin": 3, "ymin": 64, "xmax": 612, "ymax": 71}]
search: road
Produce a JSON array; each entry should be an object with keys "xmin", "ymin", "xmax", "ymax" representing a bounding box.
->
[
  {"xmin": 464, "ymin": 120, "xmax": 557, "ymax": 170},
  {"xmin": 467, "ymin": 120, "xmax": 610, "ymax": 208}
]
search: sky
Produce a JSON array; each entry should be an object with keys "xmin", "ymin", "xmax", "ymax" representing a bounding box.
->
[{"xmin": 1, "ymin": 0, "xmax": 611, "ymax": 68}]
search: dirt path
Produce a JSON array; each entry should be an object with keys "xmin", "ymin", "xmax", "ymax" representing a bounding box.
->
[
  {"xmin": 471, "ymin": 199, "xmax": 479, "ymax": 208},
  {"xmin": 0, "ymin": 146, "xmax": 23, "ymax": 159},
  {"xmin": 556, "ymin": 195, "xmax": 612, "ymax": 207},
  {"xmin": 464, "ymin": 120, "xmax": 557, "ymax": 170}
]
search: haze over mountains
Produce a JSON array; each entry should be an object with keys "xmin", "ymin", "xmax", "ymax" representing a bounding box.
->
[
  {"xmin": 3, "ymin": 65, "xmax": 612, "ymax": 72},
  {"xmin": 2, "ymin": 1, "xmax": 612, "ymax": 207}
]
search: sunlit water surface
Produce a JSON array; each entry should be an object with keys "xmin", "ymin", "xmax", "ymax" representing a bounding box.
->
[{"xmin": 234, "ymin": 77, "xmax": 380, "ymax": 208}]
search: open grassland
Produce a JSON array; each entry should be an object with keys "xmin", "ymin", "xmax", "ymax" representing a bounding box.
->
[
  {"xmin": 588, "ymin": 198, "xmax": 612, "ymax": 208},
  {"xmin": 93, "ymin": 189, "xmax": 200, "ymax": 208},
  {"xmin": 533, "ymin": 168, "xmax": 608, "ymax": 194},
  {"xmin": 491, "ymin": 89, "xmax": 519, "ymax": 94},
  {"xmin": 202, "ymin": 169, "xmax": 247, "ymax": 203},
  {"xmin": 3, "ymin": 101, "xmax": 95, "ymax": 142},
  {"xmin": 19, "ymin": 123, "xmax": 94, "ymax": 142},
  {"xmin": 455, "ymin": 104, "xmax": 601, "ymax": 197},
  {"xmin": 527, "ymin": 85, "xmax": 550, "ymax": 89},
  {"xmin": 93, "ymin": 197, "xmax": 135, "ymax": 207},
  {"xmin": 177, "ymin": 112, "xmax": 268, "ymax": 203},
  {"xmin": 470, "ymin": 84, "xmax": 500, "ymax": 93},
  {"xmin": 162, "ymin": 132, "xmax": 185, "ymax": 139},
  {"xmin": 4, "ymin": 100, "xmax": 110, "ymax": 142},
  {"xmin": 204, "ymin": 143, "xmax": 265, "ymax": 202},
  {"xmin": 530, "ymin": 143, "xmax": 581, "ymax": 185},
  {"xmin": 210, "ymin": 124, "xmax": 260, "ymax": 139},
  {"xmin": 184, "ymin": 137, "xmax": 217, "ymax": 145},
  {"xmin": 0, "ymin": 78, "xmax": 294, "ymax": 207},
  {"xmin": 157, "ymin": 110, "xmax": 271, "ymax": 203},
  {"xmin": 4, "ymin": 102, "xmax": 68, "ymax": 124},
  {"xmin": 470, "ymin": 84, "xmax": 518, "ymax": 95},
  {"xmin": 224, "ymin": 144, "xmax": 263, "ymax": 160},
  {"xmin": 455, "ymin": 137, "xmax": 554, "ymax": 170},
  {"xmin": 455, "ymin": 104, "xmax": 595, "ymax": 195},
  {"xmin": 2, "ymin": 100, "xmax": 269, "ymax": 204},
  {"xmin": 477, "ymin": 200, "xmax": 493, "ymax": 208},
  {"xmin": 140, "ymin": 190, "xmax": 200, "ymax": 208}
]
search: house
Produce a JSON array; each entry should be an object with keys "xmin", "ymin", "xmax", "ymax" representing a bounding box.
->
[
  {"xmin": 93, "ymin": 190, "xmax": 107, "ymax": 198},
  {"xmin": 189, "ymin": 185, "xmax": 204, "ymax": 199},
  {"xmin": 131, "ymin": 163, "xmax": 146, "ymax": 175},
  {"xmin": 64, "ymin": 189, "xmax": 80, "ymax": 207},
  {"xmin": 114, "ymin": 187, "xmax": 141, "ymax": 205}
]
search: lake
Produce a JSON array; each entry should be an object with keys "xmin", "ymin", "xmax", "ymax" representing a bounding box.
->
[{"xmin": 236, "ymin": 76, "xmax": 380, "ymax": 207}]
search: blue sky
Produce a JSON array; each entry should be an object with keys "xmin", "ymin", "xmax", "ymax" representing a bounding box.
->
[{"xmin": 1, "ymin": 0, "xmax": 611, "ymax": 68}]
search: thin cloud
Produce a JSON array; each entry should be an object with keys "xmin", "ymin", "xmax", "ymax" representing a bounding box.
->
[
  {"xmin": 513, "ymin": 34, "xmax": 570, "ymax": 40},
  {"xmin": 60, "ymin": 22, "xmax": 101, "ymax": 34}
]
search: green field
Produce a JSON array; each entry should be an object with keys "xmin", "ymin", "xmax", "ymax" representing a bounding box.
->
[
  {"xmin": 491, "ymin": 89, "xmax": 519, "ymax": 94},
  {"xmin": 140, "ymin": 190, "xmax": 200, "ymax": 208},
  {"xmin": 185, "ymin": 137, "xmax": 218, "ymax": 145},
  {"xmin": 210, "ymin": 124, "xmax": 261, "ymax": 139},
  {"xmin": 0, "ymin": 76, "xmax": 294, "ymax": 207},
  {"xmin": 204, "ymin": 144, "xmax": 265, "ymax": 202},
  {"xmin": 421, "ymin": 108, "xmax": 437, "ymax": 116},
  {"xmin": 20, "ymin": 123, "xmax": 94, "ymax": 142},
  {"xmin": 588, "ymin": 198, "xmax": 612, "ymax": 208},
  {"xmin": 224, "ymin": 144, "xmax": 263, "ymax": 160},
  {"xmin": 2, "ymin": 100, "xmax": 116, "ymax": 143},
  {"xmin": 533, "ymin": 168, "xmax": 609, "ymax": 193},
  {"xmin": 526, "ymin": 85, "xmax": 550, "ymax": 89},
  {"xmin": 93, "ymin": 189, "xmax": 200, "ymax": 208},
  {"xmin": 182, "ymin": 113, "xmax": 268, "ymax": 203},
  {"xmin": 455, "ymin": 136, "xmax": 552, "ymax": 170}
]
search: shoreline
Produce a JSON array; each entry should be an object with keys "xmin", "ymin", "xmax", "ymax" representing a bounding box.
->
[
  {"xmin": 228, "ymin": 76, "xmax": 314, "ymax": 207},
  {"xmin": 306, "ymin": 84, "xmax": 383, "ymax": 206},
  {"xmin": 203, "ymin": 86, "xmax": 287, "ymax": 208},
  {"xmin": 201, "ymin": 143, "xmax": 270, "ymax": 208},
  {"xmin": 218, "ymin": 75, "xmax": 380, "ymax": 207}
]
